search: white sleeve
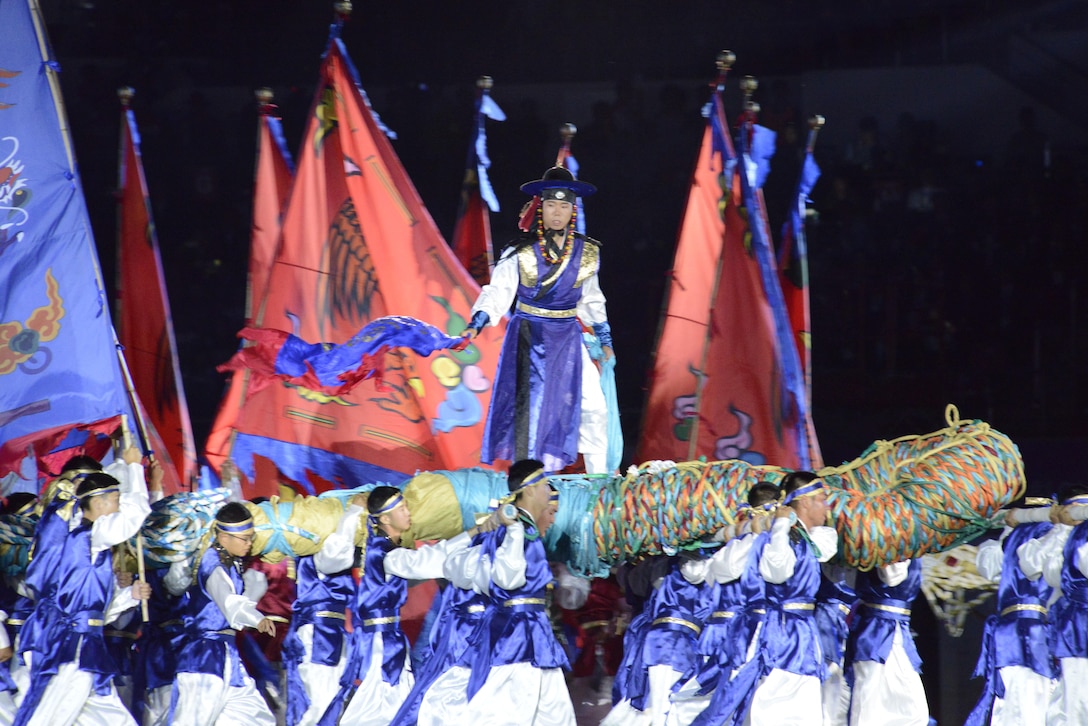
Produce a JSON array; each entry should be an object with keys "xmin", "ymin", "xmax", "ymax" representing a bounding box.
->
[
  {"xmin": 104, "ymin": 584, "xmax": 138, "ymax": 624},
  {"xmin": 759, "ymin": 518, "xmax": 797, "ymax": 585},
  {"xmin": 206, "ymin": 567, "xmax": 264, "ymax": 630},
  {"xmin": 878, "ymin": 561, "xmax": 910, "ymax": 587},
  {"xmin": 443, "ymin": 544, "xmax": 492, "ymax": 595},
  {"xmin": 1068, "ymin": 505, "xmax": 1088, "ymax": 522},
  {"xmin": 555, "ymin": 564, "xmax": 591, "ymax": 610},
  {"xmin": 1040, "ymin": 525, "xmax": 1073, "ymax": 589},
  {"xmin": 385, "ymin": 532, "xmax": 472, "ymax": 581},
  {"xmin": 490, "ymin": 523, "xmax": 527, "ymax": 591},
  {"xmin": 975, "ymin": 538, "xmax": 1004, "ymax": 583},
  {"xmin": 470, "ymin": 250, "xmax": 518, "ymax": 325},
  {"xmin": 1077, "ymin": 541, "xmax": 1088, "ymax": 580},
  {"xmin": 680, "ymin": 557, "xmax": 711, "ymax": 585},
  {"xmin": 242, "ymin": 569, "xmax": 268, "ymax": 603},
  {"xmin": 1009, "ymin": 507, "xmax": 1053, "ymax": 524},
  {"xmin": 102, "ymin": 460, "xmax": 141, "ymax": 493},
  {"xmin": 90, "ymin": 468, "xmax": 151, "ymax": 559},
  {"xmin": 163, "ymin": 560, "xmax": 193, "ymax": 597},
  {"xmin": 315, "ymin": 505, "xmax": 363, "ymax": 575},
  {"xmin": 708, "ymin": 535, "xmax": 755, "ymax": 584},
  {"xmin": 576, "ymin": 272, "xmax": 608, "ymax": 327}
]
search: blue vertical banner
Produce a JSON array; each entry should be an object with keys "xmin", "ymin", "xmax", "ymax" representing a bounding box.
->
[{"xmin": 0, "ymin": 0, "xmax": 135, "ymax": 477}]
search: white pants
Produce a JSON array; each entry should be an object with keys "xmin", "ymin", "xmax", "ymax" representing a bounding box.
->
[
  {"xmin": 1049, "ymin": 657, "xmax": 1088, "ymax": 726},
  {"xmin": 416, "ymin": 666, "xmax": 473, "ymax": 726},
  {"xmin": 465, "ymin": 662, "xmax": 574, "ymax": 726},
  {"xmin": 988, "ymin": 665, "xmax": 1056, "ymax": 726},
  {"xmin": 142, "ymin": 685, "xmax": 171, "ymax": 726},
  {"xmin": 745, "ymin": 669, "xmax": 822, "ymax": 726},
  {"xmin": 848, "ymin": 629, "xmax": 928, "ymax": 726},
  {"xmin": 293, "ymin": 624, "xmax": 347, "ymax": 726},
  {"xmin": 602, "ymin": 664, "xmax": 705, "ymax": 726},
  {"xmin": 172, "ymin": 653, "xmax": 275, "ymax": 726},
  {"xmin": 578, "ymin": 345, "xmax": 609, "ymax": 474},
  {"xmin": 339, "ymin": 634, "xmax": 414, "ymax": 726},
  {"xmin": 0, "ymin": 689, "xmax": 15, "ymax": 726},
  {"xmin": 21, "ymin": 661, "xmax": 135, "ymax": 726},
  {"xmin": 822, "ymin": 661, "xmax": 851, "ymax": 726}
]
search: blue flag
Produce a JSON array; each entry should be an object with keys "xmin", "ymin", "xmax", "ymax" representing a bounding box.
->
[
  {"xmin": 0, "ymin": 0, "xmax": 135, "ymax": 477},
  {"xmin": 735, "ymin": 117, "xmax": 812, "ymax": 469}
]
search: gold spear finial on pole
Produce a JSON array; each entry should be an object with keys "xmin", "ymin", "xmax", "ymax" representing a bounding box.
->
[
  {"xmin": 476, "ymin": 75, "xmax": 494, "ymax": 91},
  {"xmin": 117, "ymin": 87, "xmax": 135, "ymax": 107},
  {"xmin": 557, "ymin": 123, "xmax": 577, "ymax": 167},
  {"xmin": 255, "ymin": 87, "xmax": 276, "ymax": 116},
  {"xmin": 739, "ymin": 76, "xmax": 759, "ymax": 119},
  {"xmin": 806, "ymin": 114, "xmax": 826, "ymax": 154}
]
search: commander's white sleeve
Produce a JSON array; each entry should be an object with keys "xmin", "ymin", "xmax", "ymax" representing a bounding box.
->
[
  {"xmin": 576, "ymin": 273, "xmax": 608, "ymax": 327},
  {"xmin": 385, "ymin": 531, "xmax": 472, "ymax": 581},
  {"xmin": 206, "ymin": 567, "xmax": 264, "ymax": 630},
  {"xmin": 470, "ymin": 249, "xmax": 518, "ymax": 326},
  {"xmin": 759, "ymin": 518, "xmax": 797, "ymax": 585}
]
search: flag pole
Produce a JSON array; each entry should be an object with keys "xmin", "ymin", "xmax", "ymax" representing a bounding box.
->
[
  {"xmin": 800, "ymin": 114, "xmax": 825, "ymax": 467},
  {"xmin": 120, "ymin": 414, "xmax": 150, "ymax": 622},
  {"xmin": 113, "ymin": 86, "xmax": 159, "ymax": 471},
  {"xmin": 518, "ymin": 123, "xmax": 578, "ymax": 232},
  {"xmin": 806, "ymin": 114, "xmax": 825, "ymax": 155},
  {"xmin": 686, "ymin": 51, "xmax": 736, "ymax": 461},
  {"xmin": 220, "ymin": 88, "xmax": 286, "ymax": 471},
  {"xmin": 557, "ymin": 122, "xmax": 576, "ymax": 167}
]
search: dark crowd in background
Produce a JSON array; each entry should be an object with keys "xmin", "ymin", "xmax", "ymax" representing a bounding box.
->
[{"xmin": 42, "ymin": 0, "xmax": 1088, "ymax": 484}]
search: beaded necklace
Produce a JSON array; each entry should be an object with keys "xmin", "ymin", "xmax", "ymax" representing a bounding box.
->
[{"xmin": 535, "ymin": 203, "xmax": 578, "ymax": 264}]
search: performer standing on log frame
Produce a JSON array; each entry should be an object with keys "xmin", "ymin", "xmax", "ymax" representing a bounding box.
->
[{"xmin": 462, "ymin": 130, "xmax": 614, "ymax": 475}]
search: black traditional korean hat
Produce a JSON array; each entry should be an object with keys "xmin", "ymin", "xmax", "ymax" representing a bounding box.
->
[{"xmin": 519, "ymin": 165, "xmax": 596, "ymax": 200}]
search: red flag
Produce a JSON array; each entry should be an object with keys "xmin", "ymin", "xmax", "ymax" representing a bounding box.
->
[
  {"xmin": 116, "ymin": 97, "xmax": 195, "ymax": 492},
  {"xmin": 451, "ymin": 179, "xmax": 494, "ymax": 286},
  {"xmin": 205, "ymin": 98, "xmax": 295, "ymax": 476},
  {"xmin": 225, "ymin": 39, "xmax": 506, "ymax": 496},
  {"xmin": 247, "ymin": 99, "xmax": 296, "ymax": 321},
  {"xmin": 638, "ymin": 95, "xmax": 810, "ymax": 468}
]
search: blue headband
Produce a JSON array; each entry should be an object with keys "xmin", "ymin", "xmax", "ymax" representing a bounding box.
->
[
  {"xmin": 216, "ymin": 519, "xmax": 254, "ymax": 533},
  {"xmin": 783, "ymin": 480, "xmax": 824, "ymax": 506},
  {"xmin": 548, "ymin": 487, "xmax": 559, "ymax": 504},
  {"xmin": 510, "ymin": 468, "xmax": 547, "ymax": 496},
  {"xmin": 78, "ymin": 485, "xmax": 119, "ymax": 500},
  {"xmin": 370, "ymin": 492, "xmax": 405, "ymax": 519},
  {"xmin": 1065, "ymin": 494, "xmax": 1088, "ymax": 505}
]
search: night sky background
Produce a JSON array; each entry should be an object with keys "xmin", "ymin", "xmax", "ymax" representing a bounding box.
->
[
  {"xmin": 43, "ymin": 0, "xmax": 1088, "ymax": 483},
  {"xmin": 34, "ymin": 0, "xmax": 1088, "ymax": 720}
]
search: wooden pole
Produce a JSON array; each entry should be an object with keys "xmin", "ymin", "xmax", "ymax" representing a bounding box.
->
[{"xmin": 121, "ymin": 415, "xmax": 150, "ymax": 622}]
